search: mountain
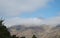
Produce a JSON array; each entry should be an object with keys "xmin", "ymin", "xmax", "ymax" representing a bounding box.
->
[
  {"xmin": 56, "ymin": 24, "xmax": 60, "ymax": 27},
  {"xmin": 41, "ymin": 24, "xmax": 60, "ymax": 38},
  {"xmin": 8, "ymin": 25, "xmax": 60, "ymax": 38},
  {"xmin": 8, "ymin": 25, "xmax": 51, "ymax": 38}
]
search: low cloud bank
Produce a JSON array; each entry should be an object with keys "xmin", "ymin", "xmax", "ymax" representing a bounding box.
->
[{"xmin": 4, "ymin": 16, "xmax": 60, "ymax": 27}]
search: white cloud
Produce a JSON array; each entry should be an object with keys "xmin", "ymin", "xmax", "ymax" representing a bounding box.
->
[
  {"xmin": 4, "ymin": 16, "xmax": 60, "ymax": 27},
  {"xmin": 42, "ymin": 16, "xmax": 60, "ymax": 26},
  {"xmin": 4, "ymin": 17, "xmax": 43, "ymax": 27},
  {"xmin": 0, "ymin": 0, "xmax": 54, "ymax": 16}
]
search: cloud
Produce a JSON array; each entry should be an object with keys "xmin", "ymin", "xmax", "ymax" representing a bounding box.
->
[
  {"xmin": 4, "ymin": 16, "xmax": 60, "ymax": 27},
  {"xmin": 42, "ymin": 16, "xmax": 60, "ymax": 26},
  {"xmin": 5, "ymin": 17, "xmax": 60, "ymax": 27},
  {"xmin": 4, "ymin": 17, "xmax": 43, "ymax": 27},
  {"xmin": 0, "ymin": 0, "xmax": 54, "ymax": 16}
]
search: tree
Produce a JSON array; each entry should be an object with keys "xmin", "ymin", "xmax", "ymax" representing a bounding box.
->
[
  {"xmin": 32, "ymin": 35, "xmax": 37, "ymax": 38},
  {"xmin": 20, "ymin": 36, "xmax": 25, "ymax": 38},
  {"xmin": 12, "ymin": 35, "xmax": 19, "ymax": 38},
  {"xmin": 0, "ymin": 19, "xmax": 11, "ymax": 38}
]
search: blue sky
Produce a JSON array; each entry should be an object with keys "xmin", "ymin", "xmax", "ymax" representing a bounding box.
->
[
  {"xmin": 20, "ymin": 0, "xmax": 60, "ymax": 18},
  {"xmin": 0, "ymin": 0, "xmax": 60, "ymax": 18},
  {"xmin": 0, "ymin": 0, "xmax": 60, "ymax": 27}
]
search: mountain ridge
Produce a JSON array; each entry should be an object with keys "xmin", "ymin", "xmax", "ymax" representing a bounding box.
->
[{"xmin": 8, "ymin": 24, "xmax": 60, "ymax": 38}]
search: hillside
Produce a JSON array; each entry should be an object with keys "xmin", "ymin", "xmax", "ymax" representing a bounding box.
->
[{"xmin": 8, "ymin": 25, "xmax": 60, "ymax": 38}]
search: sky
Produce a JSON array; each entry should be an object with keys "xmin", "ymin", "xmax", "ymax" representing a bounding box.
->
[{"xmin": 0, "ymin": 0, "xmax": 60, "ymax": 27}]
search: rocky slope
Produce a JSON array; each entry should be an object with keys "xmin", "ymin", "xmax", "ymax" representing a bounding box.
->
[{"xmin": 8, "ymin": 24, "xmax": 60, "ymax": 38}]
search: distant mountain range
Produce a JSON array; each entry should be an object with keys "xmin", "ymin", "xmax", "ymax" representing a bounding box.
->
[{"xmin": 8, "ymin": 24, "xmax": 60, "ymax": 38}]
